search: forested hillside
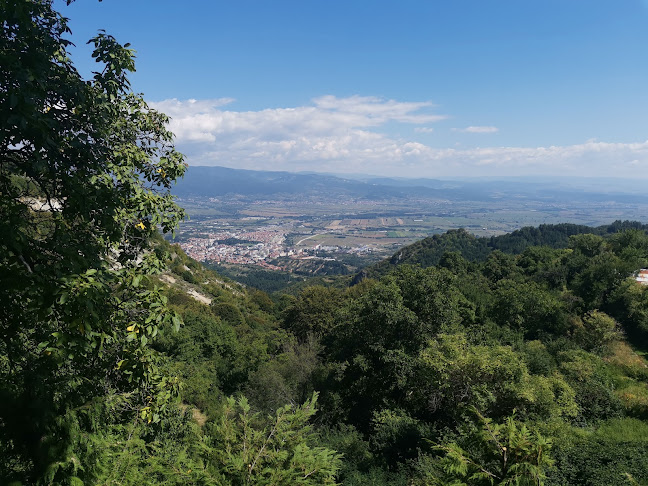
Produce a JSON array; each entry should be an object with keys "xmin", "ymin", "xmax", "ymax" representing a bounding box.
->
[
  {"xmin": 108, "ymin": 229, "xmax": 648, "ymax": 484},
  {"xmin": 276, "ymin": 227, "xmax": 648, "ymax": 485},
  {"xmin": 366, "ymin": 221, "xmax": 648, "ymax": 279},
  {"xmin": 9, "ymin": 225, "xmax": 648, "ymax": 484},
  {"xmin": 3, "ymin": 2, "xmax": 648, "ymax": 485}
]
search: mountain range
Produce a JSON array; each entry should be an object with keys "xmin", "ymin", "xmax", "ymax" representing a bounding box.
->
[{"xmin": 174, "ymin": 165, "xmax": 648, "ymax": 203}]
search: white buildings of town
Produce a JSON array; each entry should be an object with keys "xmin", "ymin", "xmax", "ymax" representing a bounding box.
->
[{"xmin": 636, "ymin": 269, "xmax": 648, "ymax": 285}]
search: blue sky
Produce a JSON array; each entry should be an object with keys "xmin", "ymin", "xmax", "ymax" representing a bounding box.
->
[{"xmin": 58, "ymin": 0, "xmax": 648, "ymax": 178}]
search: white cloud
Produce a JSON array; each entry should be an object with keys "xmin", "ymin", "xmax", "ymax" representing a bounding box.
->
[
  {"xmin": 453, "ymin": 126, "xmax": 499, "ymax": 133},
  {"xmin": 150, "ymin": 96, "xmax": 648, "ymax": 179},
  {"xmin": 312, "ymin": 95, "xmax": 445, "ymax": 124},
  {"xmin": 151, "ymin": 95, "xmax": 445, "ymax": 142},
  {"xmin": 153, "ymin": 97, "xmax": 236, "ymax": 115}
]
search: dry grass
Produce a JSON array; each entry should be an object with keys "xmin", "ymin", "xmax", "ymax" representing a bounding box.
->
[
  {"xmin": 618, "ymin": 384, "xmax": 648, "ymax": 417},
  {"xmin": 605, "ymin": 341, "xmax": 648, "ymax": 379},
  {"xmin": 192, "ymin": 408, "xmax": 208, "ymax": 427},
  {"xmin": 179, "ymin": 403, "xmax": 208, "ymax": 427},
  {"xmin": 606, "ymin": 341, "xmax": 648, "ymax": 417}
]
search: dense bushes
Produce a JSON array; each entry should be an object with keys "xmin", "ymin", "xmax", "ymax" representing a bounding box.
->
[{"xmin": 5, "ymin": 220, "xmax": 648, "ymax": 483}]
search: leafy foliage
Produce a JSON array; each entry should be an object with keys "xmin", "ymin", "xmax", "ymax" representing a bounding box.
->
[
  {"xmin": 365, "ymin": 221, "xmax": 648, "ymax": 280},
  {"xmin": 1, "ymin": 0, "xmax": 185, "ymax": 481},
  {"xmin": 208, "ymin": 393, "xmax": 342, "ymax": 485},
  {"xmin": 430, "ymin": 410, "xmax": 554, "ymax": 486}
]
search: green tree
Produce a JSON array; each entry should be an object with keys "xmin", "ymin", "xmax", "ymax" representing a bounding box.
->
[
  {"xmin": 429, "ymin": 410, "xmax": 554, "ymax": 486},
  {"xmin": 328, "ymin": 279, "xmax": 420, "ymax": 428},
  {"xmin": 482, "ymin": 250, "xmax": 519, "ymax": 283},
  {"xmin": 412, "ymin": 334, "xmax": 578, "ymax": 423},
  {"xmin": 282, "ymin": 286, "xmax": 343, "ymax": 341},
  {"xmin": 489, "ymin": 279, "xmax": 569, "ymax": 338},
  {"xmin": 1, "ymin": 0, "xmax": 185, "ymax": 481},
  {"xmin": 608, "ymin": 279, "xmax": 648, "ymax": 342},
  {"xmin": 568, "ymin": 234, "xmax": 607, "ymax": 258},
  {"xmin": 571, "ymin": 311, "xmax": 620, "ymax": 353},
  {"xmin": 208, "ymin": 393, "xmax": 342, "ymax": 485},
  {"xmin": 414, "ymin": 334, "xmax": 528, "ymax": 420}
]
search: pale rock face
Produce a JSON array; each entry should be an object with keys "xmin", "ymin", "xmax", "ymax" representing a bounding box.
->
[
  {"xmin": 186, "ymin": 288, "xmax": 212, "ymax": 305},
  {"xmin": 160, "ymin": 274, "xmax": 177, "ymax": 285}
]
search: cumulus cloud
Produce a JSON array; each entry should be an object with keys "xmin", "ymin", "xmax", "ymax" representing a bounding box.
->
[
  {"xmin": 453, "ymin": 126, "xmax": 499, "ymax": 133},
  {"xmin": 151, "ymin": 95, "xmax": 445, "ymax": 142},
  {"xmin": 312, "ymin": 95, "xmax": 445, "ymax": 124},
  {"xmin": 149, "ymin": 96, "xmax": 648, "ymax": 178}
]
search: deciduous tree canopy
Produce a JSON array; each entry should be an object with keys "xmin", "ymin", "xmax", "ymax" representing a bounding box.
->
[{"xmin": 1, "ymin": 0, "xmax": 186, "ymax": 480}]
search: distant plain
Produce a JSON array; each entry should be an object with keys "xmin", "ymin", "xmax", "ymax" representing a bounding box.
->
[{"xmin": 173, "ymin": 166, "xmax": 648, "ymax": 261}]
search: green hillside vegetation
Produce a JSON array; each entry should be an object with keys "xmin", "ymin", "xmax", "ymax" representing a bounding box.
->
[
  {"xmin": 281, "ymin": 229, "xmax": 648, "ymax": 485},
  {"xmin": 11, "ymin": 226, "xmax": 648, "ymax": 484},
  {"xmin": 366, "ymin": 221, "xmax": 648, "ymax": 279},
  {"xmin": 4, "ymin": 1, "xmax": 648, "ymax": 485},
  {"xmin": 129, "ymin": 228, "xmax": 648, "ymax": 485},
  {"xmin": 211, "ymin": 262, "xmax": 354, "ymax": 294}
]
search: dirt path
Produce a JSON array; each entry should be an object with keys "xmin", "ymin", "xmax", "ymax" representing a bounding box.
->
[{"xmin": 296, "ymin": 233, "xmax": 322, "ymax": 245}]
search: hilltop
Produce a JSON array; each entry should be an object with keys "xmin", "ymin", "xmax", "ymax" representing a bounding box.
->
[{"xmin": 363, "ymin": 220, "xmax": 648, "ymax": 280}]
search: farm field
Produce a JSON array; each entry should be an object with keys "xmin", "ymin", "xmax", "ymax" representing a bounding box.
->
[{"xmin": 173, "ymin": 192, "xmax": 648, "ymax": 275}]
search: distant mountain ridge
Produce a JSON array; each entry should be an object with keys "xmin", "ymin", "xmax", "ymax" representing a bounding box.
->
[
  {"xmin": 175, "ymin": 165, "xmax": 447, "ymax": 200},
  {"xmin": 174, "ymin": 165, "xmax": 374, "ymax": 198},
  {"xmin": 174, "ymin": 166, "xmax": 648, "ymax": 203}
]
